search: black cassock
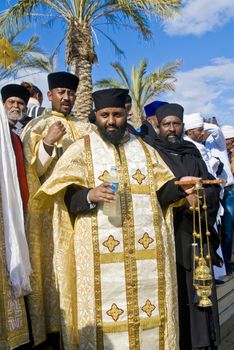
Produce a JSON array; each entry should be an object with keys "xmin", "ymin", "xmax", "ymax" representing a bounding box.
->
[{"xmin": 140, "ymin": 131, "xmax": 221, "ymax": 350}]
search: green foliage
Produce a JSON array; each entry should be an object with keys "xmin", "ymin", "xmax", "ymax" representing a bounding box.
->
[
  {"xmin": 0, "ymin": 0, "xmax": 182, "ymax": 66},
  {"xmin": 0, "ymin": 25, "xmax": 52, "ymax": 80},
  {"xmin": 95, "ymin": 58, "xmax": 182, "ymax": 120}
]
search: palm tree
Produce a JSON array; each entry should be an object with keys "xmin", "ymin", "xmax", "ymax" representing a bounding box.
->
[
  {"xmin": 95, "ymin": 58, "xmax": 181, "ymax": 126},
  {"xmin": 0, "ymin": 0, "xmax": 182, "ymax": 117},
  {"xmin": 0, "ymin": 25, "xmax": 53, "ymax": 80}
]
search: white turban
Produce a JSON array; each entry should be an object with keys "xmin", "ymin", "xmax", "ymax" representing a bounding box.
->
[
  {"xmin": 184, "ymin": 113, "xmax": 204, "ymax": 131},
  {"xmin": 221, "ymin": 125, "xmax": 234, "ymax": 139}
]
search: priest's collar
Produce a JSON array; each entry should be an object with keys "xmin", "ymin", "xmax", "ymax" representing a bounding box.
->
[{"xmin": 44, "ymin": 108, "xmax": 74, "ymax": 119}]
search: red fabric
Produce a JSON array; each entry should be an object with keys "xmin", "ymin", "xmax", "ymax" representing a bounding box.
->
[{"xmin": 10, "ymin": 131, "xmax": 29, "ymax": 208}]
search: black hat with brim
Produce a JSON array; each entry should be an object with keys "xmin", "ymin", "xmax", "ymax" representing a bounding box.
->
[
  {"xmin": 92, "ymin": 88, "xmax": 129, "ymax": 111},
  {"xmin": 48, "ymin": 71, "xmax": 79, "ymax": 91},
  {"xmin": 1, "ymin": 84, "xmax": 30, "ymax": 105},
  {"xmin": 156, "ymin": 103, "xmax": 184, "ymax": 124}
]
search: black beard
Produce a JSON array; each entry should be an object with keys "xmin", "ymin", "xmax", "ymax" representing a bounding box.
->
[
  {"xmin": 98, "ymin": 122, "xmax": 127, "ymax": 145},
  {"xmin": 166, "ymin": 134, "xmax": 181, "ymax": 144}
]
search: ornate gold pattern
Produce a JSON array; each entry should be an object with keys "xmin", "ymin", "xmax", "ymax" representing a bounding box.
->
[
  {"xmin": 141, "ymin": 299, "xmax": 156, "ymax": 317},
  {"xmin": 103, "ymin": 315, "xmax": 161, "ymax": 333},
  {"xmin": 132, "ymin": 168, "xmax": 146, "ymax": 185},
  {"xmin": 138, "ymin": 232, "xmax": 154, "ymax": 249},
  {"xmin": 21, "ymin": 112, "xmax": 91, "ymax": 346},
  {"xmin": 99, "ymin": 249, "xmax": 157, "ymax": 264},
  {"xmin": 118, "ymin": 144, "xmax": 140, "ymax": 349},
  {"xmin": 106, "ymin": 303, "xmax": 124, "ymax": 322},
  {"xmin": 98, "ymin": 170, "xmax": 109, "ymax": 182},
  {"xmin": 138, "ymin": 138, "xmax": 165, "ymax": 350},
  {"xmin": 130, "ymin": 184, "xmax": 150, "ymax": 194},
  {"xmin": 103, "ymin": 235, "xmax": 120, "ymax": 253},
  {"xmin": 35, "ymin": 131, "xmax": 179, "ymax": 349},
  {"xmin": 84, "ymin": 135, "xmax": 103, "ymax": 347}
]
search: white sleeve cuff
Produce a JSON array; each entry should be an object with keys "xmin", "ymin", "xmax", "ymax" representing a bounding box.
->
[
  {"xmin": 35, "ymin": 140, "xmax": 56, "ymax": 177},
  {"xmin": 87, "ymin": 190, "xmax": 96, "ymax": 209}
]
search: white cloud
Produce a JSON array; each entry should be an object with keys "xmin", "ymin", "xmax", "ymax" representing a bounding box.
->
[
  {"xmin": 164, "ymin": 0, "xmax": 234, "ymax": 36},
  {"xmin": 0, "ymin": 69, "xmax": 50, "ymax": 107},
  {"xmin": 160, "ymin": 57, "xmax": 234, "ymax": 125}
]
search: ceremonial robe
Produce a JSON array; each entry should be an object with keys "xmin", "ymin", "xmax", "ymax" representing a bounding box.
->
[
  {"xmin": 21, "ymin": 109, "xmax": 92, "ymax": 346},
  {"xmin": 35, "ymin": 130, "xmax": 180, "ymax": 350}
]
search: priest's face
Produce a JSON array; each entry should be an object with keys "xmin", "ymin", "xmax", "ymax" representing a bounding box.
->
[
  {"xmin": 158, "ymin": 115, "xmax": 184, "ymax": 143},
  {"xmin": 4, "ymin": 96, "xmax": 26, "ymax": 125},
  {"xmin": 95, "ymin": 107, "xmax": 127, "ymax": 145},
  {"xmin": 48, "ymin": 88, "xmax": 76, "ymax": 116},
  {"xmin": 186, "ymin": 127, "xmax": 204, "ymax": 143}
]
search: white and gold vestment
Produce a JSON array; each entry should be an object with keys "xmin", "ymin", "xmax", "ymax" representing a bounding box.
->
[{"xmin": 36, "ymin": 130, "xmax": 179, "ymax": 350}]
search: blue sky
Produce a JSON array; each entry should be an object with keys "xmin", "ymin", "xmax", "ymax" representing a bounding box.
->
[{"xmin": 1, "ymin": 0, "xmax": 234, "ymax": 125}]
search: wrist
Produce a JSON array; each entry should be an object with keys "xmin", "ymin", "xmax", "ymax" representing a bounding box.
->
[
  {"xmin": 43, "ymin": 138, "xmax": 54, "ymax": 147},
  {"xmin": 87, "ymin": 189, "xmax": 96, "ymax": 209}
]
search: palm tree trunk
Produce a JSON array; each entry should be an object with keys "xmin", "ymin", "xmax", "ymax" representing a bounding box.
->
[
  {"xmin": 71, "ymin": 57, "xmax": 93, "ymax": 119},
  {"xmin": 132, "ymin": 104, "xmax": 144, "ymax": 128},
  {"xmin": 66, "ymin": 20, "xmax": 97, "ymax": 119}
]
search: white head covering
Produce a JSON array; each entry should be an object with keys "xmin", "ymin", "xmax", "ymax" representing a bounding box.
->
[
  {"xmin": 221, "ymin": 125, "xmax": 234, "ymax": 139},
  {"xmin": 184, "ymin": 113, "xmax": 204, "ymax": 131}
]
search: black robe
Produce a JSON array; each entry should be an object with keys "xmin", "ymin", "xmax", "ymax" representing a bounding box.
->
[{"xmin": 140, "ymin": 131, "xmax": 221, "ymax": 350}]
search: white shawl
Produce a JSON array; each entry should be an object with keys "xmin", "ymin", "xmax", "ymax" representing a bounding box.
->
[{"xmin": 0, "ymin": 99, "xmax": 31, "ymax": 297}]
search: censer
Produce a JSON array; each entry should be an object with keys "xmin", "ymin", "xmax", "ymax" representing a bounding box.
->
[{"xmin": 175, "ymin": 179, "xmax": 225, "ymax": 308}]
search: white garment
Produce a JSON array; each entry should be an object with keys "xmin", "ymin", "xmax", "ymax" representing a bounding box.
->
[
  {"xmin": 183, "ymin": 134, "xmax": 219, "ymax": 177},
  {"xmin": 204, "ymin": 123, "xmax": 234, "ymax": 186},
  {"xmin": 0, "ymin": 99, "xmax": 32, "ymax": 297},
  {"xmin": 27, "ymin": 97, "xmax": 40, "ymax": 109}
]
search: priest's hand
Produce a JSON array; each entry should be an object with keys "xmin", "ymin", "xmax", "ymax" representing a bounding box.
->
[
  {"xmin": 88, "ymin": 182, "xmax": 116, "ymax": 203},
  {"xmin": 43, "ymin": 121, "xmax": 66, "ymax": 146},
  {"xmin": 186, "ymin": 193, "xmax": 201, "ymax": 208},
  {"xmin": 179, "ymin": 176, "xmax": 202, "ymax": 195}
]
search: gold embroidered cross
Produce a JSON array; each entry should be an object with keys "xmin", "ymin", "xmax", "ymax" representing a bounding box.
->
[
  {"xmin": 106, "ymin": 303, "xmax": 124, "ymax": 321},
  {"xmin": 103, "ymin": 235, "xmax": 120, "ymax": 253},
  {"xmin": 141, "ymin": 299, "xmax": 156, "ymax": 317},
  {"xmin": 132, "ymin": 169, "xmax": 146, "ymax": 185},
  {"xmin": 98, "ymin": 170, "xmax": 109, "ymax": 182},
  {"xmin": 138, "ymin": 232, "xmax": 154, "ymax": 249}
]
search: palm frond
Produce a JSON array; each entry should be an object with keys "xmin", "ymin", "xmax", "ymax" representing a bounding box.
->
[
  {"xmin": 94, "ymin": 78, "xmax": 126, "ymax": 89},
  {"xmin": 93, "ymin": 27, "xmax": 125, "ymax": 58},
  {"xmin": 110, "ymin": 62, "xmax": 130, "ymax": 87},
  {"xmin": 0, "ymin": 1, "xmax": 41, "ymax": 30}
]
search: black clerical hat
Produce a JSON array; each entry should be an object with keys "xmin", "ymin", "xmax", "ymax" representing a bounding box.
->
[
  {"xmin": 156, "ymin": 103, "xmax": 184, "ymax": 123},
  {"xmin": 1, "ymin": 84, "xmax": 30, "ymax": 105},
  {"xmin": 48, "ymin": 71, "xmax": 79, "ymax": 91},
  {"xmin": 92, "ymin": 88, "xmax": 129, "ymax": 111}
]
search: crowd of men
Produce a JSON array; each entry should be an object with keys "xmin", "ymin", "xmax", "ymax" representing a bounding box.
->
[{"xmin": 0, "ymin": 71, "xmax": 234, "ymax": 350}]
